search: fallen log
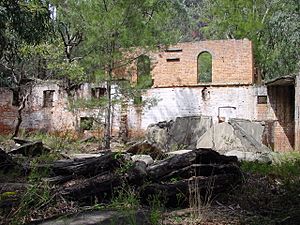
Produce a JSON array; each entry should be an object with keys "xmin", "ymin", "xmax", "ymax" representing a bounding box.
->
[
  {"xmin": 9, "ymin": 141, "xmax": 49, "ymax": 157},
  {"xmin": 61, "ymin": 161, "xmax": 148, "ymax": 202},
  {"xmin": 61, "ymin": 172, "xmax": 122, "ymax": 203},
  {"xmin": 12, "ymin": 137, "xmax": 32, "ymax": 145},
  {"xmin": 160, "ymin": 164, "xmax": 242, "ymax": 182},
  {"xmin": 147, "ymin": 149, "xmax": 238, "ymax": 181},
  {"xmin": 0, "ymin": 148, "xmax": 22, "ymax": 172},
  {"xmin": 50, "ymin": 152, "xmax": 122, "ymax": 178},
  {"xmin": 140, "ymin": 174, "xmax": 241, "ymax": 208}
]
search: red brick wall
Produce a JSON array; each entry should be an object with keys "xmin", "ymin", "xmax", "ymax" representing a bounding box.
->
[
  {"xmin": 0, "ymin": 89, "xmax": 17, "ymax": 134},
  {"xmin": 258, "ymin": 86, "xmax": 295, "ymax": 152},
  {"xmin": 146, "ymin": 39, "xmax": 253, "ymax": 87}
]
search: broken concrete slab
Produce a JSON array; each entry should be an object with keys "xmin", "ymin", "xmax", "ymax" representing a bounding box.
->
[
  {"xmin": 225, "ymin": 150, "xmax": 273, "ymax": 163},
  {"xmin": 146, "ymin": 116, "xmax": 213, "ymax": 151},
  {"xmin": 196, "ymin": 120, "xmax": 272, "ymax": 160},
  {"xmin": 9, "ymin": 141, "xmax": 49, "ymax": 157}
]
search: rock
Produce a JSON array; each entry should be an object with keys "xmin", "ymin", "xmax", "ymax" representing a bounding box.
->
[
  {"xmin": 126, "ymin": 140, "xmax": 164, "ymax": 159},
  {"xmin": 146, "ymin": 116, "xmax": 213, "ymax": 151},
  {"xmin": 68, "ymin": 153, "xmax": 103, "ymax": 160},
  {"xmin": 225, "ymin": 150, "xmax": 273, "ymax": 163},
  {"xmin": 167, "ymin": 150, "xmax": 193, "ymax": 156},
  {"xmin": 37, "ymin": 210, "xmax": 151, "ymax": 225},
  {"xmin": 9, "ymin": 141, "xmax": 49, "ymax": 157},
  {"xmin": 131, "ymin": 155, "xmax": 154, "ymax": 165},
  {"xmin": 196, "ymin": 120, "xmax": 271, "ymax": 155}
]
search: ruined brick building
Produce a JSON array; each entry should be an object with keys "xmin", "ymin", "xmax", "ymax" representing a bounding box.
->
[{"xmin": 0, "ymin": 39, "xmax": 298, "ymax": 152}]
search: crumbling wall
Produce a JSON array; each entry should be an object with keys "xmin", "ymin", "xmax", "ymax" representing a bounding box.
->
[
  {"xmin": 146, "ymin": 39, "xmax": 253, "ymax": 87},
  {"xmin": 0, "ymin": 88, "xmax": 17, "ymax": 134},
  {"xmin": 127, "ymin": 85, "xmax": 257, "ymax": 134}
]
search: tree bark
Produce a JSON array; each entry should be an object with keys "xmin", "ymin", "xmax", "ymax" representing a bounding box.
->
[
  {"xmin": 103, "ymin": 69, "xmax": 112, "ymax": 150},
  {"xmin": 140, "ymin": 174, "xmax": 241, "ymax": 208},
  {"xmin": 147, "ymin": 149, "xmax": 238, "ymax": 181},
  {"xmin": 12, "ymin": 92, "xmax": 30, "ymax": 138}
]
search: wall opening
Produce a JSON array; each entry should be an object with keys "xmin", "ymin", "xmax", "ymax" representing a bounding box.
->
[
  {"xmin": 166, "ymin": 58, "xmax": 180, "ymax": 62},
  {"xmin": 137, "ymin": 55, "xmax": 152, "ymax": 88},
  {"xmin": 80, "ymin": 117, "xmax": 94, "ymax": 131},
  {"xmin": 43, "ymin": 90, "xmax": 55, "ymax": 107},
  {"xmin": 197, "ymin": 51, "xmax": 212, "ymax": 83},
  {"xmin": 12, "ymin": 91, "xmax": 20, "ymax": 106},
  {"xmin": 257, "ymin": 95, "xmax": 268, "ymax": 104},
  {"xmin": 92, "ymin": 87, "xmax": 106, "ymax": 98}
]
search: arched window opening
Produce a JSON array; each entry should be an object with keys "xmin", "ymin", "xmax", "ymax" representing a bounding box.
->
[
  {"xmin": 197, "ymin": 52, "xmax": 212, "ymax": 83},
  {"xmin": 137, "ymin": 55, "xmax": 152, "ymax": 88}
]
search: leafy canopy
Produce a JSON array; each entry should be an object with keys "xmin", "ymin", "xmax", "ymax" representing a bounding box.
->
[{"xmin": 198, "ymin": 0, "xmax": 300, "ymax": 79}]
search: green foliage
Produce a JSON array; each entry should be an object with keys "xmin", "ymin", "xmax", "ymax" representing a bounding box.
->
[
  {"xmin": 198, "ymin": 0, "xmax": 300, "ymax": 79},
  {"xmin": 110, "ymin": 185, "xmax": 140, "ymax": 210},
  {"xmin": 198, "ymin": 52, "xmax": 212, "ymax": 83},
  {"xmin": 241, "ymin": 152, "xmax": 300, "ymax": 184},
  {"xmin": 148, "ymin": 194, "xmax": 165, "ymax": 225},
  {"xmin": 28, "ymin": 131, "xmax": 82, "ymax": 153},
  {"xmin": 11, "ymin": 156, "xmax": 54, "ymax": 224},
  {"xmin": 0, "ymin": 0, "xmax": 51, "ymax": 56}
]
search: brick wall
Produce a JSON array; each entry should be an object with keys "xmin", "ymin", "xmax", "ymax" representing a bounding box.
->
[
  {"xmin": 0, "ymin": 88, "xmax": 17, "ymax": 134},
  {"xmin": 255, "ymin": 85, "xmax": 295, "ymax": 151},
  {"xmin": 142, "ymin": 39, "xmax": 253, "ymax": 87}
]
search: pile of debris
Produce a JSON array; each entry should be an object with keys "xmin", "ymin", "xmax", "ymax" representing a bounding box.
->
[
  {"xmin": 0, "ymin": 138, "xmax": 242, "ymax": 224},
  {"xmin": 146, "ymin": 116, "xmax": 274, "ymax": 163}
]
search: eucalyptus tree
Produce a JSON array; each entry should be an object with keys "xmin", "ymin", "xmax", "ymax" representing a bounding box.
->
[
  {"xmin": 0, "ymin": 0, "xmax": 53, "ymax": 137},
  {"xmin": 53, "ymin": 0, "xmax": 182, "ymax": 149},
  {"xmin": 196, "ymin": 0, "xmax": 300, "ymax": 80}
]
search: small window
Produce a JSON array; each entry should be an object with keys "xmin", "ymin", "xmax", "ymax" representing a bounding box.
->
[
  {"xmin": 91, "ymin": 87, "xmax": 106, "ymax": 98},
  {"xmin": 12, "ymin": 91, "xmax": 20, "ymax": 107},
  {"xmin": 165, "ymin": 48, "xmax": 182, "ymax": 52},
  {"xmin": 80, "ymin": 117, "xmax": 94, "ymax": 130},
  {"xmin": 43, "ymin": 90, "xmax": 55, "ymax": 107},
  {"xmin": 166, "ymin": 58, "xmax": 180, "ymax": 62},
  {"xmin": 257, "ymin": 96, "xmax": 268, "ymax": 104}
]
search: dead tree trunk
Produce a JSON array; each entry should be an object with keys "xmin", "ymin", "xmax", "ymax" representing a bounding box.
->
[
  {"xmin": 12, "ymin": 92, "xmax": 30, "ymax": 138},
  {"xmin": 103, "ymin": 69, "xmax": 112, "ymax": 150}
]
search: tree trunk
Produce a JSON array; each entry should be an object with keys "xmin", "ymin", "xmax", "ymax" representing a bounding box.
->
[
  {"xmin": 140, "ymin": 174, "xmax": 241, "ymax": 208},
  {"xmin": 103, "ymin": 69, "xmax": 112, "ymax": 150},
  {"xmin": 147, "ymin": 149, "xmax": 239, "ymax": 181},
  {"xmin": 12, "ymin": 92, "xmax": 30, "ymax": 138}
]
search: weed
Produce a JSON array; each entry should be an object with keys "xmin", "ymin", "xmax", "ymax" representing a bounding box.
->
[
  {"xmin": 147, "ymin": 194, "xmax": 165, "ymax": 225},
  {"xmin": 110, "ymin": 185, "xmax": 139, "ymax": 210},
  {"xmin": 9, "ymin": 154, "xmax": 55, "ymax": 224}
]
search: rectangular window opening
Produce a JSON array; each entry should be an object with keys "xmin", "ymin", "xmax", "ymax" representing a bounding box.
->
[
  {"xmin": 80, "ymin": 117, "xmax": 94, "ymax": 131},
  {"xmin": 165, "ymin": 48, "xmax": 182, "ymax": 53},
  {"xmin": 166, "ymin": 58, "xmax": 180, "ymax": 62},
  {"xmin": 92, "ymin": 87, "xmax": 106, "ymax": 98},
  {"xmin": 43, "ymin": 90, "xmax": 55, "ymax": 107},
  {"xmin": 257, "ymin": 95, "xmax": 268, "ymax": 104}
]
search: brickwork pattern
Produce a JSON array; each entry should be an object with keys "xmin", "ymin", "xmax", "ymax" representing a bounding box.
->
[{"xmin": 147, "ymin": 39, "xmax": 253, "ymax": 87}]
